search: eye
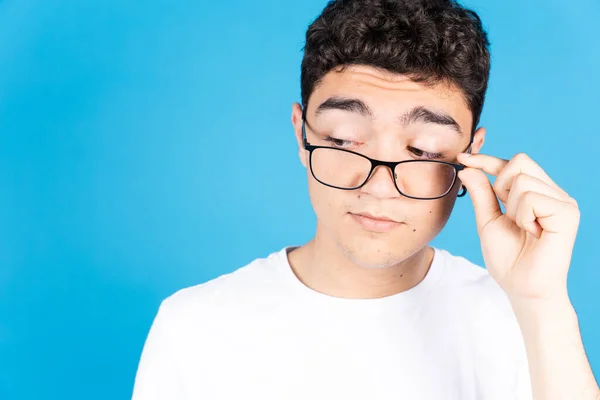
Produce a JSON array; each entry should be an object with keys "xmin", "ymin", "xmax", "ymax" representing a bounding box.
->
[
  {"xmin": 323, "ymin": 136, "xmax": 357, "ymax": 148},
  {"xmin": 408, "ymin": 146, "xmax": 444, "ymax": 160}
]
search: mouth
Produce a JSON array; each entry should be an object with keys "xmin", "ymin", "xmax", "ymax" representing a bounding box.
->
[{"xmin": 349, "ymin": 212, "xmax": 404, "ymax": 233}]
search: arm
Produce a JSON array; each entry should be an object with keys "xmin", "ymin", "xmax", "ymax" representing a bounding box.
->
[
  {"xmin": 457, "ymin": 152, "xmax": 599, "ymax": 400},
  {"xmin": 511, "ymin": 295, "xmax": 599, "ymax": 400}
]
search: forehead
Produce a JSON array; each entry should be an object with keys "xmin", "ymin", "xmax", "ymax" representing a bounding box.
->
[{"xmin": 308, "ymin": 65, "xmax": 473, "ymax": 132}]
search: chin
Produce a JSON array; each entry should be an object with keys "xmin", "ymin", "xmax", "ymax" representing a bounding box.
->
[{"xmin": 334, "ymin": 229, "xmax": 426, "ymax": 270}]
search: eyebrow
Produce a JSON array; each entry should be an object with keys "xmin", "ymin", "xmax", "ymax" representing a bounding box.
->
[
  {"xmin": 313, "ymin": 96, "xmax": 463, "ymax": 137},
  {"xmin": 399, "ymin": 106, "xmax": 463, "ymax": 137},
  {"xmin": 314, "ymin": 97, "xmax": 373, "ymax": 118}
]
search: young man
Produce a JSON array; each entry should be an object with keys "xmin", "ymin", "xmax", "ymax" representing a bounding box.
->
[{"xmin": 132, "ymin": 0, "xmax": 599, "ymax": 399}]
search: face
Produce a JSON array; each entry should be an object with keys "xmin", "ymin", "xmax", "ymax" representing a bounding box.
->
[{"xmin": 291, "ymin": 65, "xmax": 486, "ymax": 269}]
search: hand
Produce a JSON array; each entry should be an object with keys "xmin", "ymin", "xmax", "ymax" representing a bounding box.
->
[{"xmin": 456, "ymin": 152, "xmax": 580, "ymax": 301}]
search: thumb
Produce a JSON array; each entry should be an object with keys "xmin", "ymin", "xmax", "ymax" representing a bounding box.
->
[{"xmin": 458, "ymin": 167, "xmax": 503, "ymax": 234}]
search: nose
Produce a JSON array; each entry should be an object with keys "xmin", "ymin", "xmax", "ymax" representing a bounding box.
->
[{"xmin": 359, "ymin": 164, "xmax": 400, "ymax": 199}]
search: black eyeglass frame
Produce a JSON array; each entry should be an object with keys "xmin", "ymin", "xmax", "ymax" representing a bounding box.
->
[{"xmin": 301, "ymin": 115, "xmax": 473, "ymax": 200}]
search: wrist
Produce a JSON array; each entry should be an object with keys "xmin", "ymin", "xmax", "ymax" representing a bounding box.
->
[{"xmin": 510, "ymin": 294, "xmax": 579, "ymax": 335}]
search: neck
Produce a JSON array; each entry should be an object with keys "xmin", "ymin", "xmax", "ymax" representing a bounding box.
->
[{"xmin": 287, "ymin": 232, "xmax": 434, "ymax": 300}]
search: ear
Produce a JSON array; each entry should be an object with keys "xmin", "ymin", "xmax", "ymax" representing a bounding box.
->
[
  {"xmin": 291, "ymin": 102, "xmax": 308, "ymax": 168},
  {"xmin": 469, "ymin": 126, "xmax": 486, "ymax": 154},
  {"xmin": 458, "ymin": 126, "xmax": 486, "ymax": 196}
]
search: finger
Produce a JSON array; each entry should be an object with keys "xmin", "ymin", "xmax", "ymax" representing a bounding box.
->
[
  {"xmin": 505, "ymin": 173, "xmax": 575, "ymax": 222},
  {"xmin": 457, "ymin": 153, "xmax": 508, "ymax": 177},
  {"xmin": 493, "ymin": 153, "xmax": 565, "ymax": 204},
  {"xmin": 514, "ymin": 191, "xmax": 580, "ymax": 239},
  {"xmin": 457, "ymin": 167, "xmax": 503, "ymax": 235}
]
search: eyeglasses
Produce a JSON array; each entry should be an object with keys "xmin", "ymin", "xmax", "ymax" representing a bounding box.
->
[{"xmin": 302, "ymin": 117, "xmax": 471, "ymax": 200}]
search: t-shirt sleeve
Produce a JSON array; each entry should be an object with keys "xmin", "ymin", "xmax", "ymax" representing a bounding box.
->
[{"xmin": 132, "ymin": 301, "xmax": 186, "ymax": 400}]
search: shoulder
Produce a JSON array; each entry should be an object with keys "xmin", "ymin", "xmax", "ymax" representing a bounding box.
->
[
  {"xmin": 435, "ymin": 248, "xmax": 489, "ymax": 285},
  {"xmin": 434, "ymin": 248, "xmax": 515, "ymax": 317},
  {"xmin": 434, "ymin": 249, "xmax": 532, "ymax": 398},
  {"xmin": 157, "ymin": 247, "xmax": 288, "ymax": 324}
]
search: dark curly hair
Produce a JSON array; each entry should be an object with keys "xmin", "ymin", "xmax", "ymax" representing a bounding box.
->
[{"xmin": 301, "ymin": 0, "xmax": 491, "ymax": 133}]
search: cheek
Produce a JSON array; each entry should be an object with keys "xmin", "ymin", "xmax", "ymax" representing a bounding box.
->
[
  {"xmin": 393, "ymin": 186, "xmax": 457, "ymax": 240},
  {"xmin": 411, "ymin": 195, "xmax": 457, "ymax": 232},
  {"xmin": 307, "ymin": 176, "xmax": 348, "ymax": 222}
]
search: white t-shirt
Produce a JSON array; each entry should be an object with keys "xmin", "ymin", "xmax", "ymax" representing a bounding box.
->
[{"xmin": 132, "ymin": 247, "xmax": 533, "ymax": 400}]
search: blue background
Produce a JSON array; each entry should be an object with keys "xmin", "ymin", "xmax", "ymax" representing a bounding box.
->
[{"xmin": 0, "ymin": 0, "xmax": 598, "ymax": 398}]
